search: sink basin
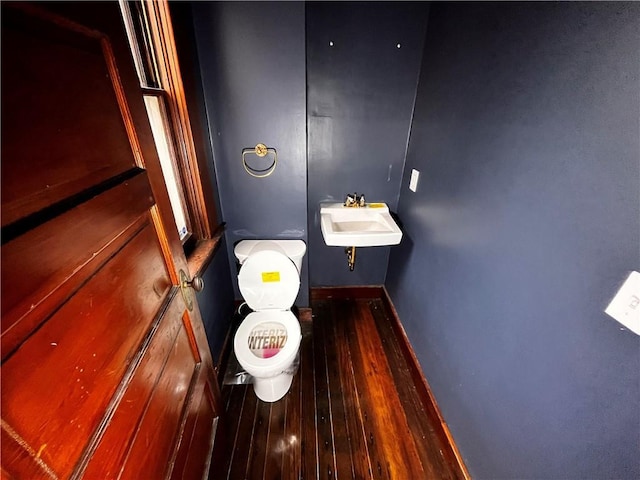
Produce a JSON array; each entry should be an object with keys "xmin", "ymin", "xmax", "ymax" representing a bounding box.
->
[{"xmin": 320, "ymin": 202, "xmax": 402, "ymax": 247}]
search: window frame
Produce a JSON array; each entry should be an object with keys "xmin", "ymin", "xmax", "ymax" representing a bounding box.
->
[
  {"xmin": 120, "ymin": 0, "xmax": 221, "ymax": 269},
  {"xmin": 142, "ymin": 88, "xmax": 193, "ymax": 243}
]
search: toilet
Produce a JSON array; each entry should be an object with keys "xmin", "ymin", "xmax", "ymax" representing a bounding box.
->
[{"xmin": 233, "ymin": 239, "xmax": 306, "ymax": 402}]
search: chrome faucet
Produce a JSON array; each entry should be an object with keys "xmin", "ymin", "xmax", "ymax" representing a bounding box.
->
[{"xmin": 344, "ymin": 192, "xmax": 365, "ymax": 207}]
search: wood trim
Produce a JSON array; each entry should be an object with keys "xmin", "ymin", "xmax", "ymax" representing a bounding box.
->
[
  {"xmin": 380, "ymin": 286, "xmax": 472, "ymax": 480},
  {"xmin": 145, "ymin": 0, "xmax": 215, "ymax": 239},
  {"xmin": 298, "ymin": 307, "xmax": 313, "ymax": 323},
  {"xmin": 8, "ymin": 2, "xmax": 103, "ymax": 39},
  {"xmin": 186, "ymin": 226, "xmax": 224, "ymax": 278},
  {"xmin": 166, "ymin": 2, "xmax": 220, "ymax": 238},
  {"xmin": 310, "ymin": 285, "xmax": 384, "ymax": 300},
  {"xmin": 214, "ymin": 301, "xmax": 245, "ymax": 384},
  {"xmin": 215, "ymin": 325, "xmax": 233, "ymax": 384},
  {"xmin": 99, "ymin": 35, "xmax": 146, "ymax": 170},
  {"xmin": 149, "ymin": 204, "xmax": 179, "ymax": 284}
]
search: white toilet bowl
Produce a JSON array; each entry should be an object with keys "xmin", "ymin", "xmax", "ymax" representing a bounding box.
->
[
  {"xmin": 233, "ymin": 240, "xmax": 306, "ymax": 402},
  {"xmin": 233, "ymin": 310, "xmax": 301, "ymax": 402}
]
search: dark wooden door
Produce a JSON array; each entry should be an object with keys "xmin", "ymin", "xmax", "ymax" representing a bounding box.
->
[{"xmin": 1, "ymin": 3, "xmax": 221, "ymax": 479}]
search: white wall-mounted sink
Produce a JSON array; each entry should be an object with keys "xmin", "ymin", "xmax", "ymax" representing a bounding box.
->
[{"xmin": 320, "ymin": 202, "xmax": 402, "ymax": 247}]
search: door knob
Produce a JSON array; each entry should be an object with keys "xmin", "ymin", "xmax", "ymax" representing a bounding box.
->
[
  {"xmin": 184, "ymin": 275, "xmax": 204, "ymax": 292},
  {"xmin": 179, "ymin": 270, "xmax": 204, "ymax": 310}
]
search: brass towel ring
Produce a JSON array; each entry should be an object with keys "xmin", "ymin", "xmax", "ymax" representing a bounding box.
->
[{"xmin": 242, "ymin": 143, "xmax": 277, "ymax": 178}]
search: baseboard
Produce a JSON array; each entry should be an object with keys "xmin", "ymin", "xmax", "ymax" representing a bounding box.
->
[
  {"xmin": 298, "ymin": 307, "xmax": 312, "ymax": 323},
  {"xmin": 381, "ymin": 286, "xmax": 471, "ymax": 480},
  {"xmin": 215, "ymin": 320, "xmax": 234, "ymax": 385},
  {"xmin": 310, "ymin": 285, "xmax": 384, "ymax": 300},
  {"xmin": 214, "ymin": 301, "xmax": 243, "ymax": 384}
]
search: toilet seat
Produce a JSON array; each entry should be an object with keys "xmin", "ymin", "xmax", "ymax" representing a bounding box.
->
[
  {"xmin": 234, "ymin": 310, "xmax": 301, "ymax": 377},
  {"xmin": 237, "ymin": 250, "xmax": 299, "ymax": 310}
]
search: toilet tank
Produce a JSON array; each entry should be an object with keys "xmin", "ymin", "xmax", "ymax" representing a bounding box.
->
[{"xmin": 234, "ymin": 240, "xmax": 306, "ymax": 273}]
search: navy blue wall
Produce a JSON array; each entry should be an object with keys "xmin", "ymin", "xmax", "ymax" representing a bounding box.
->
[
  {"xmin": 306, "ymin": 2, "xmax": 428, "ymax": 286},
  {"xmin": 192, "ymin": 2, "xmax": 309, "ymax": 306},
  {"xmin": 196, "ymin": 237, "xmax": 235, "ymax": 362},
  {"xmin": 387, "ymin": 3, "xmax": 640, "ymax": 478}
]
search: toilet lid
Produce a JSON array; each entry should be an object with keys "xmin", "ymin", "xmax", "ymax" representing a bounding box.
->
[{"xmin": 238, "ymin": 250, "xmax": 300, "ymax": 310}]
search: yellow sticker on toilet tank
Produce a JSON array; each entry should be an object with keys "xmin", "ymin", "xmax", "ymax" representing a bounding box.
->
[{"xmin": 262, "ymin": 271, "xmax": 281, "ymax": 283}]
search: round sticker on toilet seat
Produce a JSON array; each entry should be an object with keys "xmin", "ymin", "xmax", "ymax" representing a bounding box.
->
[{"xmin": 247, "ymin": 321, "xmax": 288, "ymax": 358}]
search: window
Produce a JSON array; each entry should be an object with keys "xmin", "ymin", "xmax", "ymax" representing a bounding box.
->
[
  {"xmin": 142, "ymin": 94, "xmax": 190, "ymax": 240},
  {"xmin": 119, "ymin": 0, "xmax": 219, "ymax": 260}
]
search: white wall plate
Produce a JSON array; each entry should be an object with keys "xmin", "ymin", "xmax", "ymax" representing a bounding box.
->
[{"xmin": 605, "ymin": 271, "xmax": 640, "ymax": 335}]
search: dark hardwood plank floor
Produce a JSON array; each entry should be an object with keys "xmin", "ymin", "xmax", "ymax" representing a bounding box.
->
[{"xmin": 214, "ymin": 293, "xmax": 464, "ymax": 480}]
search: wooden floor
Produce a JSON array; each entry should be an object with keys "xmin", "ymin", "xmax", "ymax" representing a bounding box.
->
[{"xmin": 215, "ymin": 291, "xmax": 464, "ymax": 480}]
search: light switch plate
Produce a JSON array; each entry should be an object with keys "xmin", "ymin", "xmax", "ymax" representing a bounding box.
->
[
  {"xmin": 409, "ymin": 169, "xmax": 419, "ymax": 192},
  {"xmin": 605, "ymin": 271, "xmax": 640, "ymax": 335}
]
